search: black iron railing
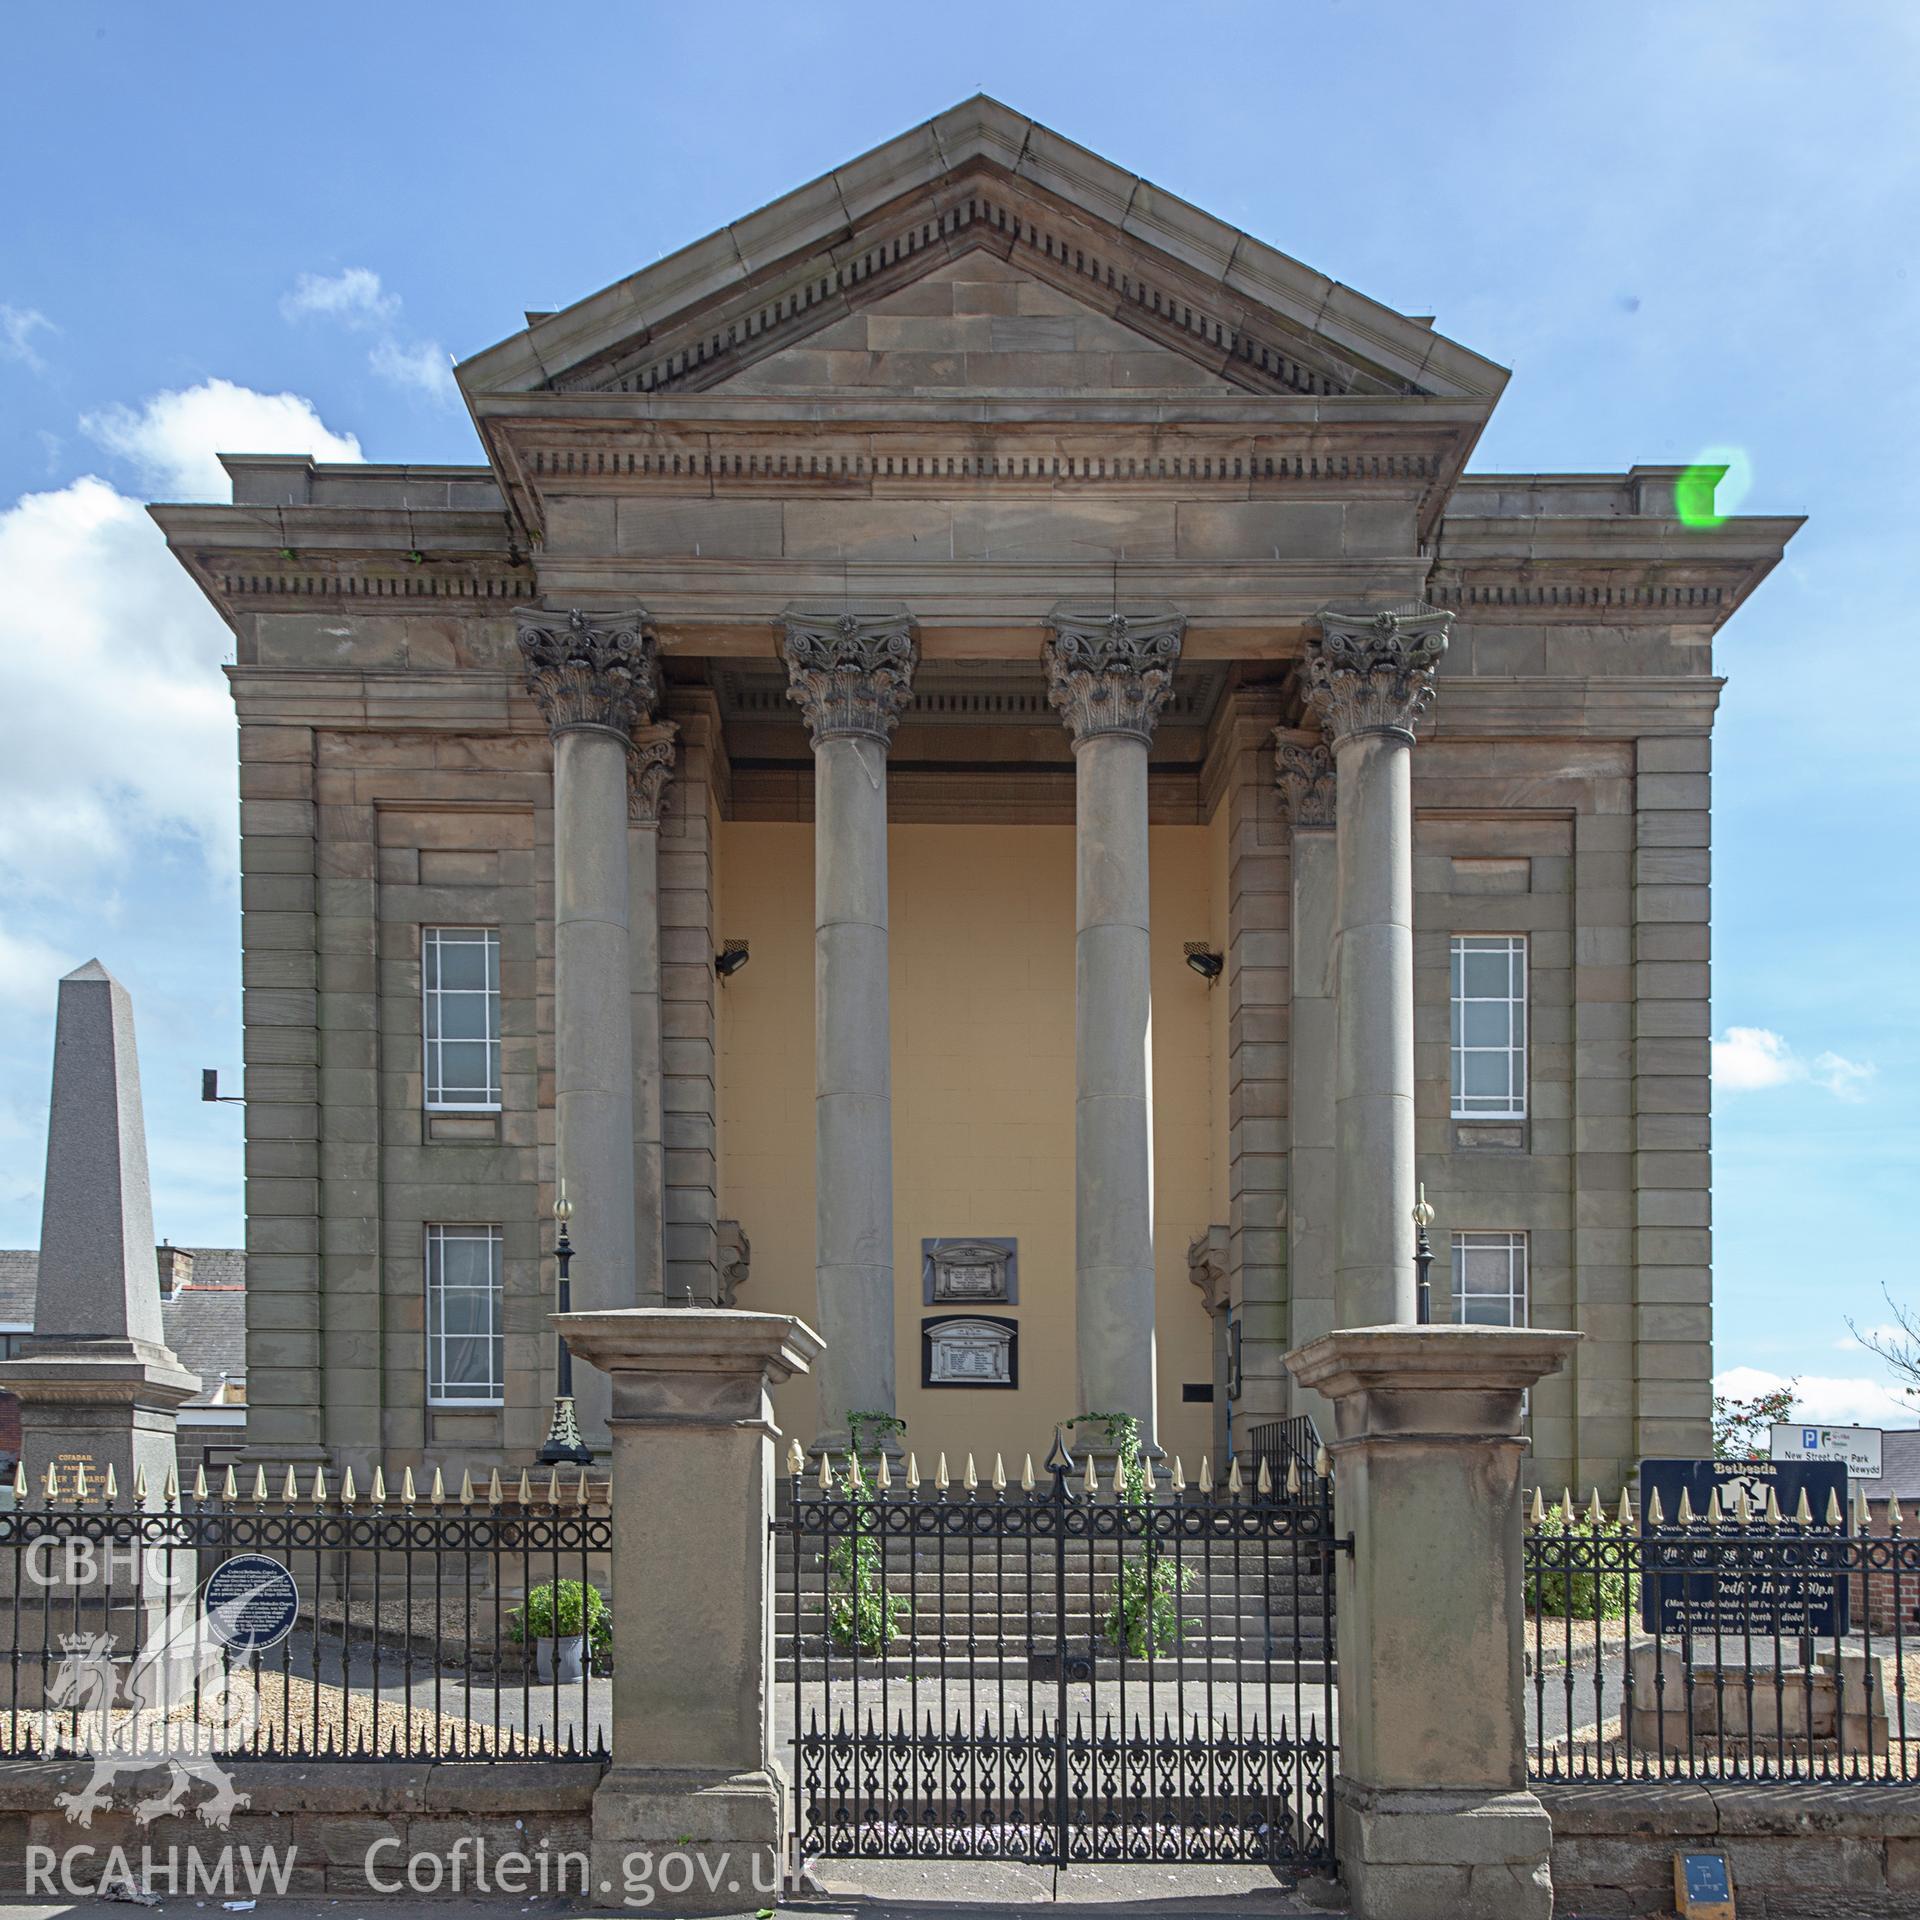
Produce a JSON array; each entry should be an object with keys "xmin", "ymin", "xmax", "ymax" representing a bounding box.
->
[
  {"xmin": 1525, "ymin": 1494, "xmax": 1918, "ymax": 1782},
  {"xmin": 1245, "ymin": 1417, "xmax": 1325, "ymax": 1498},
  {"xmin": 779, "ymin": 1436, "xmax": 1339, "ymax": 1876},
  {"xmin": 0, "ymin": 1466, "xmax": 611, "ymax": 1761}
]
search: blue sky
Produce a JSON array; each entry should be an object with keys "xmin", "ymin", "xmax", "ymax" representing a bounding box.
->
[{"xmin": 1, "ymin": 2, "xmax": 1915, "ymax": 1419}]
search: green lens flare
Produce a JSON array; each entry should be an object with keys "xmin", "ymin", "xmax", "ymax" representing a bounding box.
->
[{"xmin": 1676, "ymin": 446, "xmax": 1753, "ymax": 530}]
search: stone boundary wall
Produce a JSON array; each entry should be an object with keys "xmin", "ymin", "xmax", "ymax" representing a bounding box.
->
[
  {"xmin": 0, "ymin": 1760, "xmax": 599, "ymax": 1898},
  {"xmin": 1544, "ymin": 1781, "xmax": 1920, "ymax": 1917}
]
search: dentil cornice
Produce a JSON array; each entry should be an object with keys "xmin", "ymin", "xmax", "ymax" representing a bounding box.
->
[{"xmin": 1302, "ymin": 603, "xmax": 1453, "ymax": 747}]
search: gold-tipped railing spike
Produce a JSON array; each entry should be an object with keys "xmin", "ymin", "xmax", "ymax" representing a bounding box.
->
[
  {"xmin": 1083, "ymin": 1454, "xmax": 1099, "ymax": 1496},
  {"xmin": 222, "ymin": 1464, "xmax": 238, "ymax": 1502},
  {"xmin": 1617, "ymin": 1488, "xmax": 1634, "ymax": 1530},
  {"xmin": 1172, "ymin": 1457, "xmax": 1186, "ymax": 1492},
  {"xmin": 1732, "ymin": 1484, "xmax": 1751, "ymax": 1525},
  {"xmin": 1826, "ymin": 1488, "xmax": 1844, "ymax": 1528},
  {"xmin": 1529, "ymin": 1487, "xmax": 1546, "ymax": 1528},
  {"xmin": 1199, "ymin": 1456, "xmax": 1213, "ymax": 1497},
  {"xmin": 786, "ymin": 1438, "xmax": 805, "ymax": 1475},
  {"xmin": 309, "ymin": 1465, "xmax": 325, "ymax": 1504},
  {"xmin": 1228, "ymin": 1457, "xmax": 1243, "ymax": 1497},
  {"xmin": 907, "ymin": 1453, "xmax": 922, "ymax": 1492},
  {"xmin": 133, "ymin": 1466, "xmax": 149, "ymax": 1507},
  {"xmin": 1587, "ymin": 1488, "xmax": 1604, "ymax": 1527},
  {"xmin": 1647, "ymin": 1487, "xmax": 1665, "ymax": 1528},
  {"xmin": 546, "ymin": 1468, "xmax": 563, "ymax": 1508},
  {"xmin": 817, "ymin": 1451, "xmax": 833, "ymax": 1492},
  {"xmin": 282, "ymin": 1466, "xmax": 299, "ymax": 1504},
  {"xmin": 1677, "ymin": 1488, "xmax": 1695, "ymax": 1526},
  {"xmin": 1706, "ymin": 1487, "xmax": 1723, "ymax": 1526},
  {"xmin": 1765, "ymin": 1487, "xmax": 1782, "ymax": 1525},
  {"xmin": 456, "ymin": 1469, "xmax": 473, "ymax": 1507},
  {"xmin": 341, "ymin": 1465, "xmax": 358, "ymax": 1506},
  {"xmin": 372, "ymin": 1466, "xmax": 388, "ymax": 1506},
  {"xmin": 1794, "ymin": 1488, "xmax": 1812, "ymax": 1526},
  {"xmin": 575, "ymin": 1468, "xmax": 591, "ymax": 1508},
  {"xmin": 1142, "ymin": 1452, "xmax": 1158, "ymax": 1497},
  {"xmin": 11, "ymin": 1462, "xmax": 24, "ymax": 1501},
  {"xmin": 253, "ymin": 1466, "xmax": 269, "ymax": 1505},
  {"xmin": 992, "ymin": 1454, "xmax": 1007, "ymax": 1493},
  {"xmin": 964, "ymin": 1453, "xmax": 977, "ymax": 1491},
  {"xmin": 936, "ymin": 1452, "xmax": 950, "ymax": 1492},
  {"xmin": 1853, "ymin": 1486, "xmax": 1871, "ymax": 1532},
  {"xmin": 876, "ymin": 1452, "xmax": 892, "ymax": 1492},
  {"xmin": 1286, "ymin": 1458, "xmax": 1301, "ymax": 1498},
  {"xmin": 194, "ymin": 1464, "xmax": 209, "ymax": 1502},
  {"xmin": 517, "ymin": 1469, "xmax": 533, "ymax": 1507},
  {"xmin": 1256, "ymin": 1457, "xmax": 1271, "ymax": 1498},
  {"xmin": 73, "ymin": 1462, "xmax": 90, "ymax": 1503},
  {"xmin": 1021, "ymin": 1454, "xmax": 1035, "ymax": 1494},
  {"xmin": 1561, "ymin": 1487, "xmax": 1574, "ymax": 1520},
  {"xmin": 43, "ymin": 1463, "xmax": 59, "ymax": 1504},
  {"xmin": 427, "ymin": 1466, "xmax": 443, "ymax": 1506},
  {"xmin": 487, "ymin": 1468, "xmax": 503, "ymax": 1506},
  {"xmin": 1890, "ymin": 1495, "xmax": 1905, "ymax": 1535},
  {"xmin": 402, "ymin": 1466, "xmax": 417, "ymax": 1506},
  {"xmin": 163, "ymin": 1463, "xmax": 179, "ymax": 1508},
  {"xmin": 1314, "ymin": 1444, "xmax": 1332, "ymax": 1479},
  {"xmin": 104, "ymin": 1464, "xmax": 118, "ymax": 1503}
]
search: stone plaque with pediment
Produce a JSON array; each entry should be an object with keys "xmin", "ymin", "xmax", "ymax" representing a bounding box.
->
[
  {"xmin": 922, "ymin": 1315, "xmax": 1018, "ymax": 1389},
  {"xmin": 922, "ymin": 1237, "xmax": 1018, "ymax": 1305}
]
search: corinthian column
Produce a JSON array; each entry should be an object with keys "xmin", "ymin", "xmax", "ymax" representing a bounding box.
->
[
  {"xmin": 1044, "ymin": 605, "xmax": 1186, "ymax": 1446},
  {"xmin": 627, "ymin": 723, "xmax": 677, "ymax": 1305},
  {"xmin": 1302, "ymin": 604, "xmax": 1451, "ymax": 1330},
  {"xmin": 781, "ymin": 607, "xmax": 917, "ymax": 1450},
  {"xmin": 519, "ymin": 608, "xmax": 659, "ymax": 1438}
]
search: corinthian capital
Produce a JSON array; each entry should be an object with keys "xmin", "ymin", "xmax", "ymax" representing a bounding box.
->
[
  {"xmin": 779, "ymin": 606, "xmax": 918, "ymax": 746},
  {"xmin": 1302, "ymin": 603, "xmax": 1452, "ymax": 747},
  {"xmin": 517, "ymin": 607, "xmax": 661, "ymax": 737},
  {"xmin": 1042, "ymin": 604, "xmax": 1186, "ymax": 745},
  {"xmin": 627, "ymin": 722, "xmax": 678, "ymax": 826},
  {"xmin": 1273, "ymin": 732, "xmax": 1335, "ymax": 828}
]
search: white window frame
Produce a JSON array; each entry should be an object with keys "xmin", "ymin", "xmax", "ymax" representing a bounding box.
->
[
  {"xmin": 425, "ymin": 1223, "xmax": 505, "ymax": 1407},
  {"xmin": 1450, "ymin": 934, "xmax": 1528, "ymax": 1120},
  {"xmin": 1451, "ymin": 1230, "xmax": 1529, "ymax": 1329},
  {"xmin": 422, "ymin": 927, "xmax": 502, "ymax": 1112}
]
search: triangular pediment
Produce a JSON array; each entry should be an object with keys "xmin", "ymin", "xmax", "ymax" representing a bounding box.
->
[
  {"xmin": 712, "ymin": 251, "xmax": 1246, "ymax": 396},
  {"xmin": 458, "ymin": 97, "xmax": 1507, "ymax": 409}
]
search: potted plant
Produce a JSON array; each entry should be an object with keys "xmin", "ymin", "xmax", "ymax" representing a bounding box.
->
[{"xmin": 512, "ymin": 1579, "xmax": 608, "ymax": 1683}]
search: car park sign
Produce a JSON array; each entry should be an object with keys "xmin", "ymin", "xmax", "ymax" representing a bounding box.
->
[{"xmin": 1769, "ymin": 1423, "xmax": 1883, "ymax": 1478}]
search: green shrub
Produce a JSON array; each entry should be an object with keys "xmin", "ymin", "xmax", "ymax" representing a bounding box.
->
[
  {"xmin": 512, "ymin": 1578, "xmax": 608, "ymax": 1644},
  {"xmin": 826, "ymin": 1412, "xmax": 910, "ymax": 1657},
  {"xmin": 1525, "ymin": 1505, "xmax": 1636, "ymax": 1617},
  {"xmin": 1071, "ymin": 1410, "xmax": 1194, "ymax": 1658}
]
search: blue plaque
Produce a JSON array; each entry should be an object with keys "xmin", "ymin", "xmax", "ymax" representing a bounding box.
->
[{"xmin": 203, "ymin": 1553, "xmax": 300, "ymax": 1653}]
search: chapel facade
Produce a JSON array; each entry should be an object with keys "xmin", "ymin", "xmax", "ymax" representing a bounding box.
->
[{"xmin": 157, "ymin": 98, "xmax": 1800, "ymax": 1496}]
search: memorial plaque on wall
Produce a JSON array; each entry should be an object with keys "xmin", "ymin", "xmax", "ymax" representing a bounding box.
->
[
  {"xmin": 1637, "ymin": 1458, "xmax": 1851, "ymax": 1638},
  {"xmin": 922, "ymin": 1315, "xmax": 1018, "ymax": 1389},
  {"xmin": 922, "ymin": 1238, "xmax": 1017, "ymax": 1305}
]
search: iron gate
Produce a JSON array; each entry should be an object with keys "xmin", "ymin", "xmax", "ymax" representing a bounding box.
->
[{"xmin": 777, "ymin": 1432, "xmax": 1339, "ymax": 1876}]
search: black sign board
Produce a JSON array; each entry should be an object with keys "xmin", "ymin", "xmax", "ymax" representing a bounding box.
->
[{"xmin": 1637, "ymin": 1458, "xmax": 1850, "ymax": 1638}]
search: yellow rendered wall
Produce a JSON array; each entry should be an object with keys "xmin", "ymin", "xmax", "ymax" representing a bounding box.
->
[{"xmin": 719, "ymin": 819, "xmax": 1220, "ymax": 1470}]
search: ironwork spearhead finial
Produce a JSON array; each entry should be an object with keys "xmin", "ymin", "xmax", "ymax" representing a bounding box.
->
[{"xmin": 1044, "ymin": 1426, "xmax": 1075, "ymax": 1483}]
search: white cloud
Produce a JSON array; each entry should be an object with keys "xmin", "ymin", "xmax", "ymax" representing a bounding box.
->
[
  {"xmin": 1712, "ymin": 1025, "xmax": 1876, "ymax": 1102},
  {"xmin": 81, "ymin": 377, "xmax": 362, "ymax": 502},
  {"xmin": 279, "ymin": 267, "xmax": 399, "ymax": 330},
  {"xmin": 369, "ymin": 336, "xmax": 457, "ymax": 404},
  {"xmin": 1, "ymin": 305, "xmax": 56, "ymax": 373},
  {"xmin": 1715, "ymin": 1365, "xmax": 1917, "ymax": 1427},
  {"xmin": 0, "ymin": 929, "xmax": 72, "ymax": 1011},
  {"xmin": 0, "ymin": 377, "xmax": 361, "ymax": 891},
  {"xmin": 282, "ymin": 266, "xmax": 456, "ymax": 407}
]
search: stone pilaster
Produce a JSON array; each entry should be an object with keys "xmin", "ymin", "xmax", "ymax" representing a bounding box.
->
[
  {"xmin": 1045, "ymin": 604, "xmax": 1185, "ymax": 1444},
  {"xmin": 781, "ymin": 606, "xmax": 917, "ymax": 1448},
  {"xmin": 1288, "ymin": 1326, "xmax": 1578, "ymax": 1919},
  {"xmin": 519, "ymin": 607, "xmax": 659, "ymax": 1442},
  {"xmin": 1275, "ymin": 729, "xmax": 1337, "ymax": 1435},
  {"xmin": 628, "ymin": 723, "xmax": 678, "ymax": 1307},
  {"xmin": 1303, "ymin": 604, "xmax": 1450, "ymax": 1330},
  {"xmin": 557, "ymin": 1307, "xmax": 823, "ymax": 1913}
]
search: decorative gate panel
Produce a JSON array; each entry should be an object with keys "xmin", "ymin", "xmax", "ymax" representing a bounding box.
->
[{"xmin": 776, "ymin": 1434, "xmax": 1338, "ymax": 1877}]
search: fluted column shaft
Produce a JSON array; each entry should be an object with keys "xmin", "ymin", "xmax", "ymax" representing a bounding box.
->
[
  {"xmin": 1303, "ymin": 606, "xmax": 1451, "ymax": 1331},
  {"xmin": 1045, "ymin": 607, "xmax": 1185, "ymax": 1446},
  {"xmin": 781, "ymin": 608, "xmax": 917, "ymax": 1451},
  {"xmin": 628, "ymin": 724, "xmax": 677, "ymax": 1306},
  {"xmin": 519, "ymin": 610, "xmax": 659, "ymax": 1443}
]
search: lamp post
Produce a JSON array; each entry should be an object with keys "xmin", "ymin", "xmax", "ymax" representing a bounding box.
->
[
  {"xmin": 539, "ymin": 1182, "xmax": 593, "ymax": 1467},
  {"xmin": 1412, "ymin": 1183, "xmax": 1435, "ymax": 1326}
]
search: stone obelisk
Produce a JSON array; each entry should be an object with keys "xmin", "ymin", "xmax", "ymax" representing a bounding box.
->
[{"xmin": 0, "ymin": 962, "xmax": 199, "ymax": 1506}]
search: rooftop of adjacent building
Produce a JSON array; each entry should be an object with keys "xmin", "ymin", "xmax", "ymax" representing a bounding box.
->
[{"xmin": 0, "ymin": 1243, "xmax": 245, "ymax": 1409}]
